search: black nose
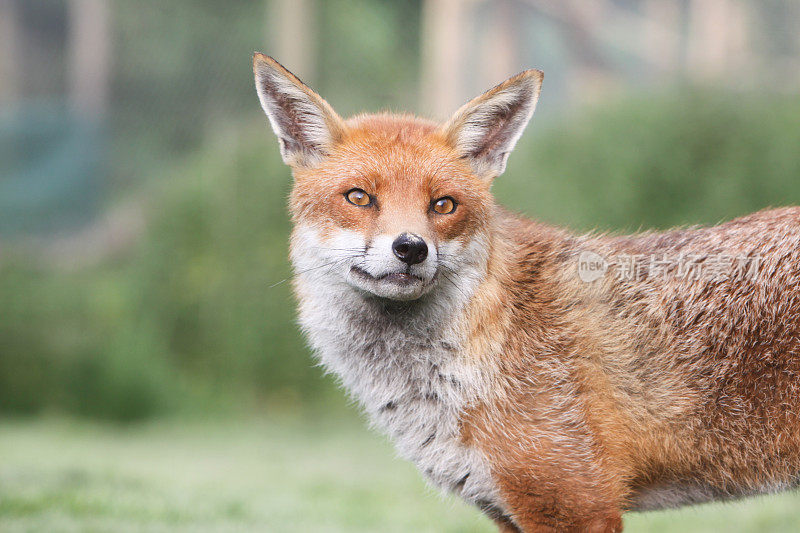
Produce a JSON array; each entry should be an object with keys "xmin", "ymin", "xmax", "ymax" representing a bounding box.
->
[{"xmin": 392, "ymin": 233, "xmax": 428, "ymax": 265}]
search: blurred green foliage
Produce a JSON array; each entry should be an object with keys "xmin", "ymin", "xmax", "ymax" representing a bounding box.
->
[
  {"xmin": 109, "ymin": 0, "xmax": 422, "ymax": 190},
  {"xmin": 2, "ymin": 90, "xmax": 799, "ymax": 420},
  {"xmin": 499, "ymin": 89, "xmax": 800, "ymax": 231}
]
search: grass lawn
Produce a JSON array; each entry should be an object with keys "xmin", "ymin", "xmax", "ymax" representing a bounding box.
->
[{"xmin": 1, "ymin": 414, "xmax": 800, "ymax": 532}]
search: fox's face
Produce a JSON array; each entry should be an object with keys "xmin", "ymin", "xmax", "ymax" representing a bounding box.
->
[{"xmin": 254, "ymin": 54, "xmax": 542, "ymax": 302}]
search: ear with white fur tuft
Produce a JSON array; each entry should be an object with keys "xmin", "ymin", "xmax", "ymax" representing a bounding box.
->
[
  {"xmin": 439, "ymin": 69, "xmax": 543, "ymax": 180},
  {"xmin": 253, "ymin": 53, "xmax": 344, "ymax": 167}
]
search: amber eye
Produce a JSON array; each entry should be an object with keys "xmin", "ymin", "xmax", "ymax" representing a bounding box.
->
[
  {"xmin": 345, "ymin": 188, "xmax": 372, "ymax": 207},
  {"xmin": 432, "ymin": 196, "xmax": 457, "ymax": 214}
]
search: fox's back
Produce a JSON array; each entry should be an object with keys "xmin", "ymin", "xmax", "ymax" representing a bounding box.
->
[{"xmin": 497, "ymin": 206, "xmax": 800, "ymax": 509}]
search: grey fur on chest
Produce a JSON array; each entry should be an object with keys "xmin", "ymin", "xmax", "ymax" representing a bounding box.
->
[
  {"xmin": 370, "ymin": 386, "xmax": 497, "ymax": 504},
  {"xmin": 296, "ymin": 285, "xmax": 501, "ymax": 507}
]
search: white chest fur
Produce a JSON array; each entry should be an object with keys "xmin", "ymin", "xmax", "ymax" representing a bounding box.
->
[{"xmin": 293, "ymin": 268, "xmax": 502, "ymax": 511}]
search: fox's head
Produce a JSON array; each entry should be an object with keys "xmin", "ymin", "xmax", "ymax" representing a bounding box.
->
[{"xmin": 254, "ymin": 53, "xmax": 542, "ymax": 302}]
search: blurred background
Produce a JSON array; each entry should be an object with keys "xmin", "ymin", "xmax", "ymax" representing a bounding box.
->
[{"xmin": 1, "ymin": 0, "xmax": 800, "ymax": 531}]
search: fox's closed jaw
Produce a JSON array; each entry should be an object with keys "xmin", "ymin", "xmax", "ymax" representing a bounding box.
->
[
  {"xmin": 291, "ymin": 226, "xmax": 444, "ymax": 302},
  {"xmin": 347, "ymin": 232, "xmax": 444, "ymax": 301},
  {"xmin": 350, "ymin": 266, "xmax": 422, "ymax": 284},
  {"xmin": 349, "ymin": 263, "xmax": 433, "ymax": 301}
]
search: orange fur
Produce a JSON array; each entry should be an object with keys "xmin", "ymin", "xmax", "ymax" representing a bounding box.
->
[{"xmin": 254, "ymin": 53, "xmax": 800, "ymax": 532}]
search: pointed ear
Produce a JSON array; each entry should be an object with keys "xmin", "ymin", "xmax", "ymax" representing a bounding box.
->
[
  {"xmin": 253, "ymin": 53, "xmax": 345, "ymax": 167},
  {"xmin": 439, "ymin": 70, "xmax": 543, "ymax": 180}
]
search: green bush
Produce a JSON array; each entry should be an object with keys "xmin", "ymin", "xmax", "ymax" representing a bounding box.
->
[
  {"xmin": 131, "ymin": 141, "xmax": 315, "ymax": 398},
  {"xmin": 2, "ymin": 89, "xmax": 799, "ymax": 420},
  {"xmin": 497, "ymin": 89, "xmax": 800, "ymax": 231},
  {"xmin": 0, "ymin": 264, "xmax": 174, "ymax": 420}
]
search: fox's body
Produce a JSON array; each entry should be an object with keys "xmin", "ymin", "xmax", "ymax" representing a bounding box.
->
[{"xmin": 254, "ymin": 54, "xmax": 800, "ymax": 531}]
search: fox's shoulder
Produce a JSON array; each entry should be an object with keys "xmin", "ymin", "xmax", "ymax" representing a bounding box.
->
[{"xmin": 494, "ymin": 207, "xmax": 583, "ymax": 260}]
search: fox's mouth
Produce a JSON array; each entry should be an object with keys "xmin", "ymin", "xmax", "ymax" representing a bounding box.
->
[
  {"xmin": 347, "ymin": 264, "xmax": 435, "ymax": 301},
  {"xmin": 350, "ymin": 265, "xmax": 425, "ymax": 285}
]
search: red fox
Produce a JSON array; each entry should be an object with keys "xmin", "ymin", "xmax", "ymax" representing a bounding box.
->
[{"xmin": 253, "ymin": 53, "xmax": 800, "ymax": 532}]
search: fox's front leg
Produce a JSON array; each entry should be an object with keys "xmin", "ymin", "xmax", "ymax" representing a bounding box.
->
[
  {"xmin": 501, "ymin": 513, "xmax": 622, "ymax": 533},
  {"xmin": 492, "ymin": 510, "xmax": 621, "ymax": 533},
  {"xmin": 504, "ymin": 507, "xmax": 623, "ymax": 533},
  {"xmin": 496, "ymin": 483, "xmax": 623, "ymax": 533},
  {"xmin": 465, "ymin": 408, "xmax": 627, "ymax": 531},
  {"xmin": 490, "ymin": 464, "xmax": 625, "ymax": 533}
]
